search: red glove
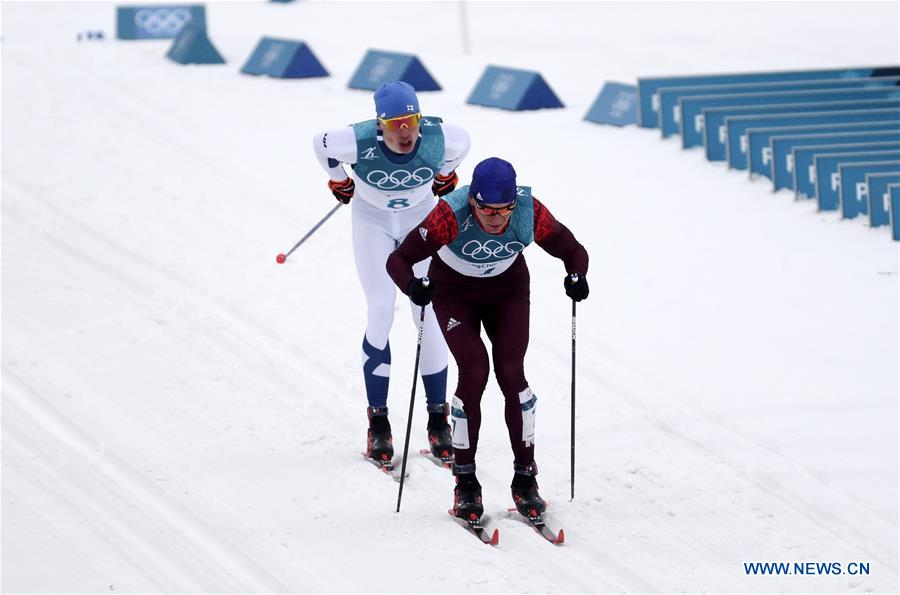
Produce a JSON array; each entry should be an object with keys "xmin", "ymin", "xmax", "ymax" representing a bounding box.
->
[
  {"xmin": 328, "ymin": 177, "xmax": 355, "ymax": 204},
  {"xmin": 431, "ymin": 171, "xmax": 458, "ymax": 197}
]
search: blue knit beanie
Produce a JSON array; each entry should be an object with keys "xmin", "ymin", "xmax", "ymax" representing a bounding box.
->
[
  {"xmin": 374, "ymin": 81, "xmax": 420, "ymax": 119},
  {"xmin": 470, "ymin": 157, "xmax": 517, "ymax": 204}
]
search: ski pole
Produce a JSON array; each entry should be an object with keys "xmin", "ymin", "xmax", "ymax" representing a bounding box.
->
[
  {"xmin": 397, "ymin": 279, "xmax": 429, "ymax": 513},
  {"xmin": 275, "ymin": 202, "xmax": 343, "ymax": 264},
  {"xmin": 570, "ymin": 274, "xmax": 578, "ymax": 501}
]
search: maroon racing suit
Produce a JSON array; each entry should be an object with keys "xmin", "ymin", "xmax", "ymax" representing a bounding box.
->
[{"xmin": 386, "ymin": 196, "xmax": 589, "ymax": 468}]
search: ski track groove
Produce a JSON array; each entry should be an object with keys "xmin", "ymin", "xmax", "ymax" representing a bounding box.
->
[
  {"xmin": 11, "ymin": 163, "xmax": 896, "ymax": 591},
  {"xmin": 2, "ymin": 175, "xmax": 352, "ymax": 406},
  {"xmin": 3, "ymin": 165, "xmax": 643, "ymax": 593},
  {"xmin": 2, "ymin": 369, "xmax": 293, "ymax": 593},
  {"xmin": 540, "ymin": 338, "xmax": 899, "ymax": 574},
  {"xmin": 3, "ymin": 420, "xmax": 196, "ymax": 592}
]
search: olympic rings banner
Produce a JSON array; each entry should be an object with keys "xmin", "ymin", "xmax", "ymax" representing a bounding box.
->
[{"xmin": 116, "ymin": 5, "xmax": 206, "ymax": 40}]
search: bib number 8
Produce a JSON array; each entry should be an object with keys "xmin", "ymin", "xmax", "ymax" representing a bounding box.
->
[{"xmin": 387, "ymin": 198, "xmax": 410, "ymax": 209}]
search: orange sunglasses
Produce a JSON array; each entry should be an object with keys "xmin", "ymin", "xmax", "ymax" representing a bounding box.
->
[{"xmin": 378, "ymin": 112, "xmax": 422, "ymax": 131}]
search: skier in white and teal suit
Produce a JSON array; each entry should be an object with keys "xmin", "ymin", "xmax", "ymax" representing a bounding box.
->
[{"xmin": 313, "ymin": 81, "xmax": 471, "ymax": 468}]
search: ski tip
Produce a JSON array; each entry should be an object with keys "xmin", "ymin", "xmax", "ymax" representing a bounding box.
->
[
  {"xmin": 555, "ymin": 528, "xmax": 565, "ymax": 545},
  {"xmin": 490, "ymin": 529, "xmax": 500, "ymax": 546}
]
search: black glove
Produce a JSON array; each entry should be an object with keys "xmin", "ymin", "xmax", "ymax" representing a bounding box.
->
[
  {"xmin": 564, "ymin": 274, "xmax": 589, "ymax": 302},
  {"xmin": 328, "ymin": 177, "xmax": 355, "ymax": 204},
  {"xmin": 407, "ymin": 277, "xmax": 434, "ymax": 307},
  {"xmin": 431, "ymin": 171, "xmax": 458, "ymax": 197}
]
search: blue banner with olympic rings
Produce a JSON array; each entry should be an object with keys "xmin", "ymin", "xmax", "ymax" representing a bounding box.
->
[{"xmin": 117, "ymin": 5, "xmax": 206, "ymax": 40}]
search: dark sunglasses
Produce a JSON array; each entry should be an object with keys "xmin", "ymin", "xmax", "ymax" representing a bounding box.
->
[{"xmin": 473, "ymin": 196, "xmax": 517, "ymax": 215}]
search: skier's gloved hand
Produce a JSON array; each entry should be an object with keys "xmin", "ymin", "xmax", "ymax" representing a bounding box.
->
[
  {"xmin": 431, "ymin": 171, "xmax": 459, "ymax": 197},
  {"xmin": 407, "ymin": 277, "xmax": 434, "ymax": 307},
  {"xmin": 328, "ymin": 177, "xmax": 355, "ymax": 204},
  {"xmin": 564, "ymin": 274, "xmax": 589, "ymax": 302}
]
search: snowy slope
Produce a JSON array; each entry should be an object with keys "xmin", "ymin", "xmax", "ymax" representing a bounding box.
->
[{"xmin": 2, "ymin": 1, "xmax": 898, "ymax": 592}]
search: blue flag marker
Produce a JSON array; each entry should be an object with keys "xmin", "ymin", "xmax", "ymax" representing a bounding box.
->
[
  {"xmin": 658, "ymin": 77, "xmax": 900, "ymax": 138},
  {"xmin": 746, "ymin": 122, "xmax": 900, "ymax": 179},
  {"xmin": 348, "ymin": 50, "xmax": 440, "ymax": 91},
  {"xmin": 166, "ymin": 25, "xmax": 225, "ymax": 65},
  {"xmin": 585, "ymin": 82, "xmax": 637, "ymax": 126},
  {"xmin": 867, "ymin": 174, "xmax": 900, "ymax": 227},
  {"xmin": 681, "ymin": 87, "xmax": 900, "ymax": 150},
  {"xmin": 703, "ymin": 98, "xmax": 900, "ymax": 159},
  {"xmin": 812, "ymin": 150, "xmax": 900, "ymax": 210},
  {"xmin": 889, "ymin": 184, "xmax": 900, "ymax": 240},
  {"xmin": 838, "ymin": 162, "xmax": 900, "ymax": 219},
  {"xmin": 467, "ymin": 66, "xmax": 563, "ymax": 111},
  {"xmin": 793, "ymin": 144, "xmax": 900, "ymax": 199},
  {"xmin": 769, "ymin": 130, "xmax": 900, "ymax": 190},
  {"xmin": 717, "ymin": 101, "xmax": 900, "ymax": 169},
  {"xmin": 637, "ymin": 65, "xmax": 900, "ymax": 128},
  {"xmin": 241, "ymin": 38, "xmax": 328, "ymax": 78}
]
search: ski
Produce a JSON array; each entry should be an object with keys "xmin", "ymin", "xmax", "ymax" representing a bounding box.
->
[
  {"xmin": 361, "ymin": 452, "xmax": 407, "ymax": 482},
  {"xmin": 449, "ymin": 511, "xmax": 499, "ymax": 545},
  {"xmin": 507, "ymin": 508, "xmax": 565, "ymax": 545},
  {"xmin": 419, "ymin": 448, "xmax": 453, "ymax": 470}
]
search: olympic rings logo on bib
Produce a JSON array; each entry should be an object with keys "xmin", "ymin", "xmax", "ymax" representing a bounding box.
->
[
  {"xmin": 135, "ymin": 8, "xmax": 192, "ymax": 35},
  {"xmin": 460, "ymin": 239, "xmax": 525, "ymax": 261},
  {"xmin": 366, "ymin": 167, "xmax": 434, "ymax": 190}
]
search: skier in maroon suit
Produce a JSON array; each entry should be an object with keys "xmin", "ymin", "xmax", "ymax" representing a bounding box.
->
[{"xmin": 387, "ymin": 157, "xmax": 590, "ymax": 522}]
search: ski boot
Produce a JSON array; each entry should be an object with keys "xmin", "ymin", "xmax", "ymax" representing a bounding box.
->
[
  {"xmin": 365, "ymin": 406, "xmax": 393, "ymax": 466},
  {"xmin": 451, "ymin": 464, "xmax": 483, "ymax": 522},
  {"xmin": 426, "ymin": 403, "xmax": 454, "ymax": 463},
  {"xmin": 511, "ymin": 462, "xmax": 546, "ymax": 520}
]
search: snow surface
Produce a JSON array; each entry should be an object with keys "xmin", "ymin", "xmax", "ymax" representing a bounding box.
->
[{"xmin": 2, "ymin": 0, "xmax": 899, "ymax": 592}]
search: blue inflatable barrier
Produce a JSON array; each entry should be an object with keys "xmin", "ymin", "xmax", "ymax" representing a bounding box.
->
[
  {"xmin": 889, "ymin": 185, "xmax": 900, "ymax": 240},
  {"xmin": 770, "ymin": 130, "xmax": 900, "ymax": 190},
  {"xmin": 584, "ymin": 82, "xmax": 637, "ymax": 126},
  {"xmin": 868, "ymin": 174, "xmax": 900, "ymax": 227},
  {"xmin": 467, "ymin": 66, "xmax": 563, "ymax": 111},
  {"xmin": 348, "ymin": 50, "xmax": 440, "ymax": 91},
  {"xmin": 166, "ymin": 25, "xmax": 224, "ymax": 64},
  {"xmin": 705, "ymin": 99, "xmax": 900, "ymax": 161},
  {"xmin": 812, "ymin": 150, "xmax": 900, "ymax": 209},
  {"xmin": 659, "ymin": 77, "xmax": 900, "ymax": 138},
  {"xmin": 241, "ymin": 38, "xmax": 327, "ymax": 78},
  {"xmin": 683, "ymin": 87, "xmax": 900, "ymax": 150},
  {"xmin": 117, "ymin": 4, "xmax": 205, "ymax": 39},
  {"xmin": 637, "ymin": 65, "xmax": 900, "ymax": 128},
  {"xmin": 747, "ymin": 122, "xmax": 900, "ymax": 179},
  {"xmin": 839, "ymin": 162, "xmax": 900, "ymax": 219}
]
